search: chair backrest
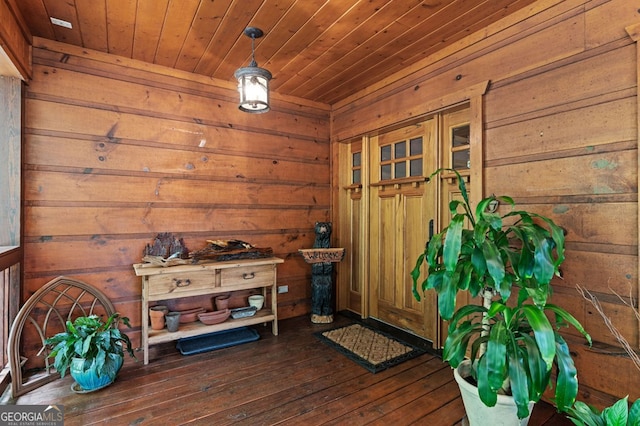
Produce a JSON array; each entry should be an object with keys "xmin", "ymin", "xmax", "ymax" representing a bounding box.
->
[{"xmin": 7, "ymin": 276, "xmax": 115, "ymax": 398}]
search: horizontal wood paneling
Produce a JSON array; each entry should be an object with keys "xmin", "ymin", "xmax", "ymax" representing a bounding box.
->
[
  {"xmin": 28, "ymin": 38, "xmax": 329, "ymax": 113},
  {"xmin": 485, "ymin": 97, "xmax": 636, "ymax": 162},
  {"xmin": 485, "ymin": 45, "xmax": 636, "ymax": 123},
  {"xmin": 332, "ymin": 0, "xmax": 640, "ymax": 405},
  {"xmin": 485, "ymin": 151, "xmax": 638, "ymax": 199},
  {"xmin": 25, "ymin": 100, "xmax": 326, "ymax": 162},
  {"xmin": 550, "ymin": 289, "xmax": 638, "ymax": 347},
  {"xmin": 25, "ymin": 136, "xmax": 328, "ymax": 183},
  {"xmin": 478, "ymin": 3, "xmax": 639, "ymax": 403},
  {"xmin": 25, "ymin": 206, "xmax": 323, "ymax": 236},
  {"xmin": 27, "ymin": 65, "xmax": 326, "ymax": 138},
  {"xmin": 567, "ymin": 334, "xmax": 640, "ymax": 403},
  {"xmin": 585, "ymin": 0, "xmax": 638, "ymax": 48},
  {"xmin": 557, "ymin": 250, "xmax": 637, "ymax": 299},
  {"xmin": 24, "ymin": 172, "xmax": 328, "ymax": 206},
  {"xmin": 23, "ymin": 41, "xmax": 331, "ymax": 348}
]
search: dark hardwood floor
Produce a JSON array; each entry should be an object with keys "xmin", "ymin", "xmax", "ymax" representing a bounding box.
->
[{"xmin": 4, "ymin": 313, "xmax": 573, "ymax": 425}]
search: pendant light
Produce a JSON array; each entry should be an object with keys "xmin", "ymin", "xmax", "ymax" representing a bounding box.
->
[{"xmin": 234, "ymin": 27, "xmax": 272, "ymax": 113}]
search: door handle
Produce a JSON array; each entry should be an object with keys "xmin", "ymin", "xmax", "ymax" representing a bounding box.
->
[{"xmin": 173, "ymin": 278, "xmax": 191, "ymax": 287}]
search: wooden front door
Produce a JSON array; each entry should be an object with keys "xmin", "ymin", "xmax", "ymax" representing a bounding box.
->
[{"xmin": 368, "ymin": 119, "xmax": 438, "ymax": 341}]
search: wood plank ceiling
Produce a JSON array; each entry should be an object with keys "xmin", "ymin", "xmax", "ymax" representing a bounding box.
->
[{"xmin": 18, "ymin": 0, "xmax": 538, "ymax": 105}]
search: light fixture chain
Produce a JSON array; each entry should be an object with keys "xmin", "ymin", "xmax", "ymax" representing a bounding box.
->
[{"xmin": 250, "ymin": 35, "xmax": 257, "ymax": 67}]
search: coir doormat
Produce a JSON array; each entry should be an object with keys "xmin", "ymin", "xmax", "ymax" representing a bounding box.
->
[{"xmin": 315, "ymin": 323, "xmax": 425, "ymax": 373}]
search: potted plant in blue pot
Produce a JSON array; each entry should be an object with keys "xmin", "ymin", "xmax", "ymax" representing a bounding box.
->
[
  {"xmin": 45, "ymin": 313, "xmax": 136, "ymax": 392},
  {"xmin": 411, "ymin": 169, "xmax": 591, "ymax": 425}
]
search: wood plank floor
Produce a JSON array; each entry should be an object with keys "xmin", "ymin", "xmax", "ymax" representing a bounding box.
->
[{"xmin": 4, "ymin": 313, "xmax": 573, "ymax": 425}]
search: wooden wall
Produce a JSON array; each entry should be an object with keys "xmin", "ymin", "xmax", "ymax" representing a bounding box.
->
[
  {"xmin": 332, "ymin": 0, "xmax": 639, "ymax": 407},
  {"xmin": 23, "ymin": 38, "xmax": 331, "ymax": 349}
]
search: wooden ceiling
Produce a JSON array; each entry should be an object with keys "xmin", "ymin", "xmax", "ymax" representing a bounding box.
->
[{"xmin": 18, "ymin": 0, "xmax": 538, "ymax": 105}]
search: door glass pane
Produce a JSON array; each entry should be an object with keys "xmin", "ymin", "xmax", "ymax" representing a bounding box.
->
[
  {"xmin": 452, "ymin": 125, "xmax": 470, "ymax": 147},
  {"xmin": 453, "ymin": 150, "xmax": 470, "ymax": 169},
  {"xmin": 352, "ymin": 152, "xmax": 361, "ymax": 167},
  {"xmin": 353, "ymin": 169, "xmax": 361, "ymax": 183},
  {"xmin": 410, "ymin": 137, "xmax": 422, "ymax": 155},
  {"xmin": 381, "ymin": 145, "xmax": 391, "ymax": 161},
  {"xmin": 381, "ymin": 164, "xmax": 391, "ymax": 180},
  {"xmin": 395, "ymin": 162, "xmax": 406, "ymax": 179},
  {"xmin": 410, "ymin": 159, "xmax": 422, "ymax": 176}
]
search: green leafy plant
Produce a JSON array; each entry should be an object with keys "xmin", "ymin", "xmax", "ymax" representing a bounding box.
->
[
  {"xmin": 567, "ymin": 285, "xmax": 640, "ymax": 426},
  {"xmin": 45, "ymin": 313, "xmax": 136, "ymax": 379},
  {"xmin": 411, "ymin": 169, "xmax": 591, "ymax": 419},
  {"xmin": 567, "ymin": 396, "xmax": 640, "ymax": 426}
]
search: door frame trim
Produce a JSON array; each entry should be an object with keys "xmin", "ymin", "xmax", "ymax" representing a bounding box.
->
[{"xmin": 333, "ymin": 80, "xmax": 489, "ymax": 326}]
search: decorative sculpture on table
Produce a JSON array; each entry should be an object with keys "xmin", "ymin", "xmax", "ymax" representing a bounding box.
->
[
  {"xmin": 141, "ymin": 233, "xmax": 272, "ymax": 266},
  {"xmin": 299, "ymin": 222, "xmax": 345, "ymax": 324}
]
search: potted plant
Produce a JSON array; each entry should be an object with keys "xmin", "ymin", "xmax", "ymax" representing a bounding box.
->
[
  {"xmin": 567, "ymin": 396, "xmax": 640, "ymax": 426},
  {"xmin": 45, "ymin": 313, "xmax": 136, "ymax": 392},
  {"xmin": 411, "ymin": 169, "xmax": 591, "ymax": 424},
  {"xmin": 565, "ymin": 285, "xmax": 640, "ymax": 426}
]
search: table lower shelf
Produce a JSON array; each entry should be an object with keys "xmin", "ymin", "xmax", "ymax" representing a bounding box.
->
[{"xmin": 147, "ymin": 309, "xmax": 276, "ymax": 345}]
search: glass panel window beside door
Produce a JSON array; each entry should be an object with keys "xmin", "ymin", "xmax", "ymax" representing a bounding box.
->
[
  {"xmin": 451, "ymin": 125, "xmax": 470, "ymax": 170},
  {"xmin": 352, "ymin": 151, "xmax": 361, "ymax": 184}
]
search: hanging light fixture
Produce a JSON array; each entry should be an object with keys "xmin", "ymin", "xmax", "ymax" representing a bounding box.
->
[{"xmin": 234, "ymin": 27, "xmax": 272, "ymax": 113}]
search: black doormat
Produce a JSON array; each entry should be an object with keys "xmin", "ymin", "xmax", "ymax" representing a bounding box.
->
[
  {"xmin": 176, "ymin": 327, "xmax": 259, "ymax": 355},
  {"xmin": 315, "ymin": 323, "xmax": 426, "ymax": 373}
]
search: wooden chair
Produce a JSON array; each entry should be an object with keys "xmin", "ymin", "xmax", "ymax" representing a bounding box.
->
[{"xmin": 7, "ymin": 276, "xmax": 115, "ymax": 398}]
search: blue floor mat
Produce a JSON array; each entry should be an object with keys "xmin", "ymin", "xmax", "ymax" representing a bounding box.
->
[{"xmin": 176, "ymin": 327, "xmax": 260, "ymax": 355}]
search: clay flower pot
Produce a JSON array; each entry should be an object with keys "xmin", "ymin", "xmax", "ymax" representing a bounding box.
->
[
  {"xmin": 149, "ymin": 306, "xmax": 167, "ymax": 330},
  {"xmin": 198, "ymin": 309, "xmax": 230, "ymax": 325},
  {"xmin": 178, "ymin": 307, "xmax": 206, "ymax": 323},
  {"xmin": 214, "ymin": 295, "xmax": 230, "ymax": 311}
]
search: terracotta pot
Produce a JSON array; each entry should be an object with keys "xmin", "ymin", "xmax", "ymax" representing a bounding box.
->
[
  {"xmin": 149, "ymin": 307, "xmax": 166, "ymax": 330},
  {"xmin": 178, "ymin": 307, "xmax": 206, "ymax": 323},
  {"xmin": 214, "ymin": 295, "xmax": 230, "ymax": 311},
  {"xmin": 197, "ymin": 309, "xmax": 230, "ymax": 325},
  {"xmin": 152, "ymin": 305, "xmax": 169, "ymax": 314}
]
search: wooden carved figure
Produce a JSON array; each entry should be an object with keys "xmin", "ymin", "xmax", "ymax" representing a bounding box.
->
[{"xmin": 311, "ymin": 222, "xmax": 334, "ymax": 323}]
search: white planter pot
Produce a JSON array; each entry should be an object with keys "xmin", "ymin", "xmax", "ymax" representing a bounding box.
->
[{"xmin": 453, "ymin": 360, "xmax": 534, "ymax": 426}]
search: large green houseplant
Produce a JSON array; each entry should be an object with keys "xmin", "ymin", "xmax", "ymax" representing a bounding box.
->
[
  {"xmin": 567, "ymin": 396, "xmax": 640, "ymax": 426},
  {"xmin": 45, "ymin": 313, "xmax": 136, "ymax": 392},
  {"xmin": 565, "ymin": 285, "xmax": 640, "ymax": 426},
  {"xmin": 411, "ymin": 169, "xmax": 591, "ymax": 421}
]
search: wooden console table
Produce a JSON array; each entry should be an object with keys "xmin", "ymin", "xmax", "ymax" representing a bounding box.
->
[{"xmin": 133, "ymin": 257, "xmax": 284, "ymax": 364}]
